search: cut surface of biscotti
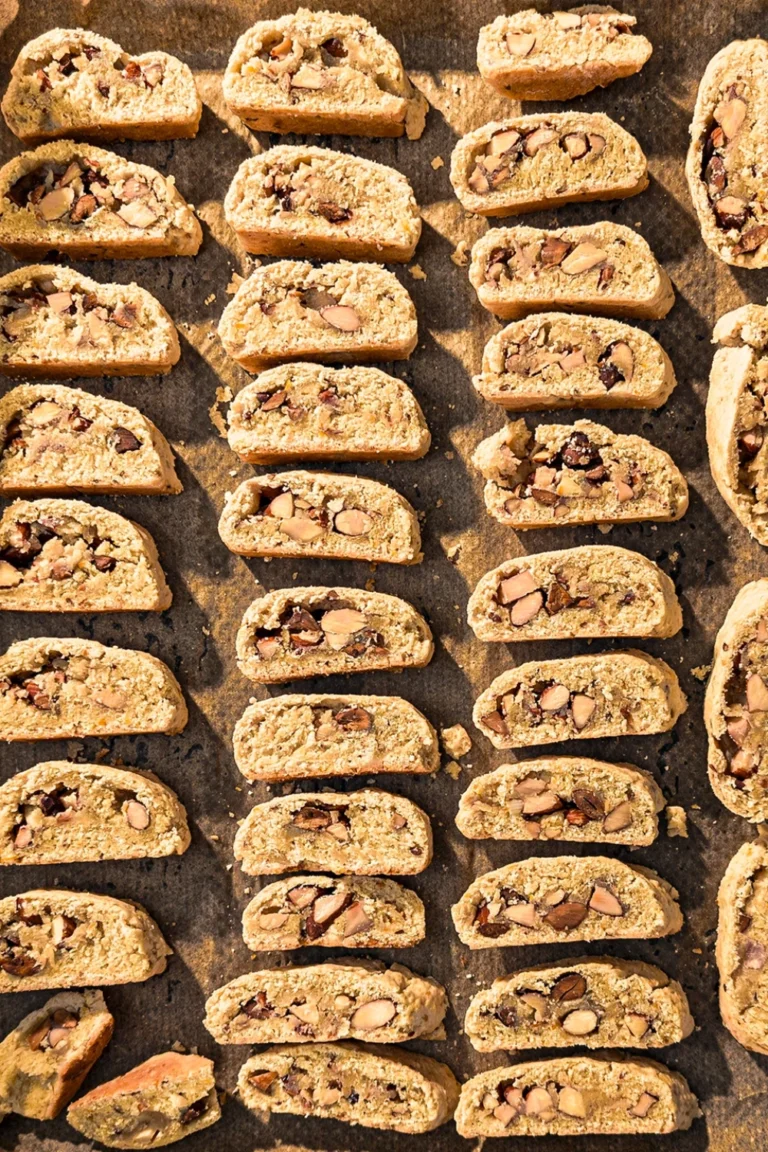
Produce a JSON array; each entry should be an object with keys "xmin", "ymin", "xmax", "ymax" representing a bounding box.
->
[
  {"xmin": 223, "ymin": 9, "xmax": 427, "ymax": 139},
  {"xmin": 469, "ymin": 222, "xmax": 674, "ymax": 320},
  {"xmin": 236, "ymin": 586, "xmax": 433, "ymax": 684},
  {"xmin": 717, "ymin": 841, "xmax": 768, "ymax": 1054},
  {"xmin": 474, "ymin": 649, "xmax": 687, "ymax": 749},
  {"xmin": 0, "ymin": 637, "xmax": 187, "ymax": 741},
  {"xmin": 451, "ymin": 856, "xmax": 683, "ymax": 949},
  {"xmin": 219, "ymin": 259, "xmax": 417, "ymax": 371},
  {"xmin": 219, "ymin": 473, "xmax": 422, "ymax": 565},
  {"xmin": 0, "ymin": 890, "xmax": 170, "ymax": 991},
  {"xmin": 238, "ymin": 1042, "xmax": 458, "ymax": 1133},
  {"xmin": 225, "ymin": 146, "xmax": 421, "ymax": 261},
  {"xmin": 474, "ymin": 313, "xmax": 676, "ymax": 410},
  {"xmin": 0, "ymin": 141, "xmax": 201, "ymax": 260},
  {"xmin": 243, "ymin": 874, "xmax": 425, "ymax": 951},
  {"xmin": 204, "ymin": 959, "xmax": 447, "ymax": 1045},
  {"xmin": 67, "ymin": 1052, "xmax": 220, "ymax": 1148},
  {"xmin": 477, "ymin": 8, "xmax": 652, "ymax": 101},
  {"xmin": 474, "ymin": 419, "xmax": 688, "ymax": 529},
  {"xmin": 455, "ymin": 1054, "xmax": 698, "ymax": 1137},
  {"xmin": 0, "ymin": 265, "xmax": 180, "ymax": 377}
]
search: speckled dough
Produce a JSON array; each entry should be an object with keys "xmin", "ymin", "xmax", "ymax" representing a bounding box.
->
[{"xmin": 717, "ymin": 841, "xmax": 768, "ymax": 1054}]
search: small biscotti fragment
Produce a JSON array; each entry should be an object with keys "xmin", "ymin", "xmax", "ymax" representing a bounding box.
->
[
  {"xmin": 236, "ymin": 586, "xmax": 433, "ymax": 684},
  {"xmin": 0, "ymin": 637, "xmax": 187, "ymax": 741},
  {"xmin": 469, "ymin": 223, "xmax": 673, "ymax": 320},
  {"xmin": 223, "ymin": 9, "xmax": 427, "ymax": 139},
  {"xmin": 67, "ymin": 1052, "xmax": 220, "ymax": 1148},
  {"xmin": 242, "ymin": 874, "xmax": 425, "ymax": 951},
  {"xmin": 474, "ymin": 650, "xmax": 687, "ymax": 749},
  {"xmin": 456, "ymin": 757, "xmax": 664, "ymax": 846},
  {"xmin": 0, "ymin": 142, "xmax": 201, "ymax": 260},
  {"xmin": 474, "ymin": 313, "xmax": 676, "ymax": 410},
  {"xmin": 717, "ymin": 841, "xmax": 768, "ymax": 1054},
  {"xmin": 204, "ymin": 959, "xmax": 447, "ymax": 1045},
  {"xmin": 474, "ymin": 419, "xmax": 688, "ymax": 529},
  {"xmin": 219, "ymin": 259, "xmax": 417, "ymax": 370}
]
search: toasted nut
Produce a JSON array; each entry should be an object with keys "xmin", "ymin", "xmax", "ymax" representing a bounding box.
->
[
  {"xmin": 350, "ymin": 998, "xmax": 396, "ymax": 1030},
  {"xmin": 14, "ymin": 825, "xmax": 32, "ymax": 848},
  {"xmin": 313, "ymin": 892, "xmax": 349, "ymax": 924},
  {"xmin": 513, "ymin": 775, "xmax": 547, "ymax": 798},
  {"xmin": 552, "ymin": 11, "xmax": 582, "ymax": 27},
  {"xmin": 286, "ymin": 885, "xmax": 319, "ymax": 908},
  {"xmin": 588, "ymin": 885, "xmax": 624, "ymax": 916},
  {"xmin": 503, "ymin": 902, "xmax": 538, "ymax": 927},
  {"xmin": 489, "ymin": 129, "xmax": 521, "ymax": 155},
  {"xmin": 334, "ymin": 509, "xmax": 373, "ymax": 536},
  {"xmin": 558, "ymin": 1086, "xmax": 587, "ymax": 1117},
  {"xmin": 117, "ymin": 201, "xmax": 158, "ymax": 229},
  {"xmin": 607, "ymin": 341, "xmax": 634, "ymax": 382},
  {"xmin": 730, "ymin": 749, "xmax": 757, "ymax": 778},
  {"xmin": 543, "ymin": 901, "xmax": 588, "ymax": 930},
  {"xmin": 266, "ymin": 491, "xmax": 294, "ymax": 519},
  {"xmin": 560, "ymin": 349, "xmax": 586, "ymax": 372},
  {"xmin": 46, "ymin": 292, "xmax": 74, "ymax": 314},
  {"xmin": 320, "ymin": 305, "xmax": 360, "ymax": 331},
  {"xmin": 290, "ymin": 1002, "xmax": 319, "ymax": 1025},
  {"xmin": 563, "ymin": 133, "xmax": 589, "ymax": 159},
  {"xmin": 603, "ymin": 801, "xmax": 633, "ymax": 832},
  {"xmin": 747, "ymin": 673, "xmax": 768, "ymax": 711},
  {"xmin": 519, "ymin": 992, "xmax": 549, "ymax": 1021},
  {"xmin": 391, "ymin": 813, "xmax": 407, "ymax": 829},
  {"xmin": 615, "ymin": 478, "xmax": 635, "ymax": 502},
  {"xmin": 525, "ymin": 1087, "xmax": 554, "ymax": 1115},
  {"xmin": 256, "ymin": 636, "xmax": 281, "ymax": 659},
  {"xmin": 498, "ymin": 570, "xmax": 537, "ymax": 604},
  {"xmin": 0, "ymin": 561, "xmax": 22, "ymax": 588},
  {"xmin": 524, "ymin": 127, "xmax": 558, "ymax": 156},
  {"xmin": 539, "ymin": 684, "xmax": 570, "ymax": 711},
  {"xmin": 511, "ymin": 590, "xmax": 544, "ymax": 626},
  {"xmin": 125, "ymin": 800, "xmax": 149, "ymax": 830},
  {"xmin": 714, "ymin": 96, "xmax": 747, "ymax": 140},
  {"xmin": 291, "ymin": 65, "xmax": 327, "ymax": 89},
  {"xmin": 92, "ymin": 690, "xmax": 127, "ymax": 710},
  {"xmin": 315, "ymin": 1086, "xmax": 341, "ymax": 1106},
  {"xmin": 540, "ymin": 237, "xmax": 571, "ymax": 266},
  {"xmin": 506, "ymin": 31, "xmax": 536, "ymax": 56},
  {"xmin": 39, "ymin": 187, "xmax": 75, "ymax": 220},
  {"xmin": 550, "ymin": 973, "xmax": 587, "ymax": 1002},
  {"xmin": 626, "ymin": 1013, "xmax": 650, "ymax": 1038},
  {"xmin": 257, "ymin": 911, "xmax": 289, "ymax": 929},
  {"xmin": 727, "ymin": 717, "xmax": 750, "ymax": 746},
  {"xmin": 280, "ymin": 516, "xmax": 325, "ymax": 542},
  {"xmin": 493, "ymin": 1102, "xmax": 518, "ymax": 1126},
  {"xmin": 561, "ymin": 1008, "xmax": 598, "ymax": 1036},
  {"xmin": 628, "ymin": 1091, "xmax": 658, "ymax": 1118},
  {"xmin": 587, "ymin": 134, "xmax": 607, "ymax": 155},
  {"xmin": 321, "ymin": 608, "xmax": 365, "ymax": 633},
  {"xmin": 571, "ymin": 694, "xmax": 596, "ymax": 729},
  {"xmin": 343, "ymin": 900, "xmax": 373, "ymax": 937},
  {"xmin": 326, "ymin": 822, "xmax": 349, "ymax": 841},
  {"xmin": 249, "ymin": 1070, "xmax": 278, "ymax": 1092},
  {"xmin": 561, "ymin": 243, "xmax": 608, "ymax": 275},
  {"xmin": 521, "ymin": 790, "xmax": 561, "ymax": 816}
]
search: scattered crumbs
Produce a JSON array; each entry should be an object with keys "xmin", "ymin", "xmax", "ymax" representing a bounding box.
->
[
  {"xmin": 442, "ymin": 724, "xmax": 472, "ymax": 759},
  {"xmin": 243, "ymin": 887, "xmax": 251, "ymax": 895},
  {"xmin": 597, "ymin": 523, "xmax": 613, "ymax": 535},
  {"xmin": 691, "ymin": 664, "xmax": 711, "ymax": 681},
  {"xmin": 171, "ymin": 1040, "xmax": 187, "ymax": 1053},
  {"xmin": 209, "ymin": 834, "xmax": 220, "ymax": 842},
  {"xmin": 222, "ymin": 128, "xmax": 229, "ymax": 134},
  {"xmin": 431, "ymin": 156, "xmax": 444, "ymax": 169},
  {"xmin": 209, "ymin": 386, "xmax": 233, "ymax": 438},
  {"xmin": 226, "ymin": 863, "xmax": 233, "ymax": 871},
  {"xmin": 444, "ymin": 760, "xmax": 462, "ymax": 780},
  {"xmin": 202, "ymin": 627, "xmax": 210, "ymax": 636},
  {"xmin": 692, "ymin": 947, "xmax": 702, "ymax": 955},
  {"xmin": 365, "ymin": 577, "xmax": 376, "ymax": 591},
  {"xmin": 235, "ymin": 785, "xmax": 242, "ymax": 792},
  {"xmin": 691, "ymin": 803, "xmax": 701, "ymax": 810},
  {"xmin": 204, "ymin": 293, "xmax": 216, "ymax": 305},
  {"xmin": 229, "ymin": 468, "xmax": 238, "ymax": 477},
  {"xmin": 228, "ymin": 811, "xmax": 235, "ymax": 819},
  {"xmin": 450, "ymin": 240, "xmax": 471, "ymax": 267},
  {"xmin": 668, "ymin": 550, "xmax": 680, "ymax": 564},
  {"xmin": 409, "ymin": 263, "xmax": 427, "ymax": 281},
  {"xmin": 635, "ymin": 220, "xmax": 642, "ymax": 227},
  {"xmin": 445, "ymin": 450, "xmax": 455, "ymax": 460},
  {"xmin": 226, "ymin": 272, "xmax": 245, "ymax": 295},
  {"xmin": 435, "ymin": 498, "xmax": 444, "ymax": 508},
  {"xmin": 666, "ymin": 806, "xmax": 688, "ymax": 838}
]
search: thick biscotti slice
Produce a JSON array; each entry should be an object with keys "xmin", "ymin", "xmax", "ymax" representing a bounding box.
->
[
  {"xmin": 474, "ymin": 313, "xmax": 676, "ymax": 410},
  {"xmin": 238, "ymin": 1042, "xmax": 458, "ymax": 1133},
  {"xmin": 236, "ymin": 586, "xmax": 433, "ymax": 684},
  {"xmin": 219, "ymin": 259, "xmax": 417, "ymax": 370},
  {"xmin": 474, "ymin": 650, "xmax": 687, "ymax": 749},
  {"xmin": 204, "ymin": 959, "xmax": 447, "ymax": 1045},
  {"xmin": 219, "ymin": 473, "xmax": 422, "ymax": 565},
  {"xmin": 474, "ymin": 419, "xmax": 688, "ymax": 529},
  {"xmin": 243, "ymin": 874, "xmax": 425, "ymax": 951},
  {"xmin": 451, "ymin": 856, "xmax": 683, "ymax": 949},
  {"xmin": 67, "ymin": 1052, "xmax": 220, "ymax": 1148},
  {"xmin": 717, "ymin": 841, "xmax": 768, "ymax": 1054},
  {"xmin": 2, "ymin": 29, "xmax": 201, "ymax": 145},
  {"xmin": 0, "ymin": 890, "xmax": 170, "ymax": 991},
  {"xmin": 0, "ymin": 142, "xmax": 201, "ymax": 260},
  {"xmin": 223, "ymin": 9, "xmax": 427, "ymax": 139},
  {"xmin": 0, "ymin": 637, "xmax": 187, "ymax": 741},
  {"xmin": 469, "ymin": 223, "xmax": 673, "ymax": 320}
]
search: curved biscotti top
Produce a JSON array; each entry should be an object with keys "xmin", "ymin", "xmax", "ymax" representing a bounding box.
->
[
  {"xmin": 73, "ymin": 1051, "xmax": 213, "ymax": 1104},
  {"xmin": 717, "ymin": 841, "xmax": 768, "ymax": 1053}
]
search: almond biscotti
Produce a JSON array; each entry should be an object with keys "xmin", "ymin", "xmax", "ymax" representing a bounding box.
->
[
  {"xmin": 223, "ymin": 9, "xmax": 427, "ymax": 139},
  {"xmin": 236, "ymin": 586, "xmax": 433, "ymax": 684},
  {"xmin": 717, "ymin": 841, "xmax": 768, "ymax": 1054},
  {"xmin": 219, "ymin": 259, "xmax": 417, "ymax": 370},
  {"xmin": 474, "ymin": 650, "xmax": 687, "ymax": 749},
  {"xmin": 469, "ymin": 223, "xmax": 674, "ymax": 320},
  {"xmin": 0, "ymin": 142, "xmax": 201, "ymax": 260},
  {"xmin": 474, "ymin": 420, "xmax": 688, "ymax": 529}
]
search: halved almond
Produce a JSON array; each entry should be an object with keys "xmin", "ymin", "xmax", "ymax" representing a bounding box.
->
[
  {"xmin": 498, "ymin": 570, "xmax": 537, "ymax": 604},
  {"xmin": 343, "ymin": 900, "xmax": 373, "ymax": 936},
  {"xmin": 320, "ymin": 305, "xmax": 360, "ymax": 332},
  {"xmin": 552, "ymin": 11, "xmax": 582, "ymax": 28},
  {"xmin": 92, "ymin": 689, "xmax": 127, "ymax": 710},
  {"xmin": 561, "ymin": 1008, "xmax": 598, "ymax": 1036},
  {"xmin": 266, "ymin": 491, "xmax": 294, "ymax": 519},
  {"xmin": 539, "ymin": 684, "xmax": 570, "ymax": 711},
  {"xmin": 558, "ymin": 1086, "xmax": 587, "ymax": 1117},
  {"xmin": 258, "ymin": 911, "xmax": 289, "ymax": 930},
  {"xmin": 523, "ymin": 127, "xmax": 558, "ymax": 156},
  {"xmin": 561, "ymin": 243, "xmax": 608, "ymax": 275},
  {"xmin": 513, "ymin": 775, "xmax": 547, "ymax": 797},
  {"xmin": 46, "ymin": 292, "xmax": 74, "ymax": 314},
  {"xmin": 488, "ymin": 129, "xmax": 521, "ymax": 156},
  {"xmin": 614, "ymin": 478, "xmax": 635, "ymax": 502},
  {"xmin": 602, "ymin": 801, "xmax": 633, "ymax": 832},
  {"xmin": 714, "ymin": 96, "xmax": 747, "ymax": 140},
  {"xmin": 525, "ymin": 1087, "xmax": 554, "ymax": 1115},
  {"xmin": 588, "ymin": 885, "xmax": 623, "ymax": 916},
  {"xmin": 39, "ymin": 187, "xmax": 75, "ymax": 221},
  {"xmin": 0, "ymin": 561, "xmax": 22, "ymax": 588},
  {"xmin": 506, "ymin": 31, "xmax": 536, "ymax": 56},
  {"xmin": 493, "ymin": 1102, "xmax": 518, "ymax": 1126},
  {"xmin": 747, "ymin": 672, "xmax": 768, "ymax": 712},
  {"xmin": 350, "ymin": 998, "xmax": 396, "ymax": 1030},
  {"xmin": 629, "ymin": 1091, "xmax": 658, "ymax": 1118},
  {"xmin": 117, "ymin": 201, "xmax": 158, "ymax": 229},
  {"xmin": 287, "ymin": 885, "xmax": 319, "ymax": 908},
  {"xmin": 503, "ymin": 902, "xmax": 538, "ymax": 927},
  {"xmin": 626, "ymin": 1012, "xmax": 650, "ymax": 1038},
  {"xmin": 563, "ymin": 133, "xmax": 589, "ymax": 159},
  {"xmin": 510, "ymin": 590, "xmax": 544, "ymax": 626},
  {"xmin": 334, "ymin": 509, "xmax": 373, "ymax": 536},
  {"xmin": 280, "ymin": 516, "xmax": 325, "ymax": 542},
  {"xmin": 321, "ymin": 608, "xmax": 366, "ymax": 633},
  {"xmin": 607, "ymin": 341, "xmax": 634, "ymax": 382},
  {"xmin": 125, "ymin": 800, "xmax": 149, "ymax": 830}
]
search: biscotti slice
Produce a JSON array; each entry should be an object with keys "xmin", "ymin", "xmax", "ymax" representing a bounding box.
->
[
  {"xmin": 717, "ymin": 841, "xmax": 768, "ymax": 1054},
  {"xmin": 223, "ymin": 9, "xmax": 427, "ymax": 139},
  {"xmin": 0, "ymin": 142, "xmax": 201, "ymax": 260},
  {"xmin": 228, "ymin": 364, "xmax": 430, "ymax": 463},
  {"xmin": 238, "ymin": 1042, "xmax": 458, "ymax": 1133},
  {"xmin": 451, "ymin": 856, "xmax": 683, "ymax": 949},
  {"xmin": 243, "ymin": 874, "xmax": 424, "ymax": 951},
  {"xmin": 474, "ymin": 313, "xmax": 676, "ymax": 410},
  {"xmin": 219, "ymin": 473, "xmax": 421, "ymax": 565},
  {"xmin": 474, "ymin": 419, "xmax": 688, "ymax": 529},
  {"xmin": 455, "ymin": 1055, "xmax": 698, "ymax": 1137},
  {"xmin": 456, "ymin": 757, "xmax": 664, "ymax": 846},
  {"xmin": 0, "ymin": 989, "xmax": 113, "ymax": 1118},
  {"xmin": 219, "ymin": 259, "xmax": 417, "ymax": 371},
  {"xmin": 67, "ymin": 1052, "xmax": 220, "ymax": 1148},
  {"xmin": 0, "ymin": 637, "xmax": 187, "ymax": 741},
  {"xmin": 465, "ymin": 957, "xmax": 693, "ymax": 1053},
  {"xmin": 469, "ymin": 223, "xmax": 674, "ymax": 320},
  {"xmin": 474, "ymin": 650, "xmax": 687, "ymax": 749},
  {"xmin": 0, "ymin": 890, "xmax": 170, "ymax": 991},
  {"xmin": 204, "ymin": 959, "xmax": 447, "ymax": 1045},
  {"xmin": 0, "ymin": 265, "xmax": 179, "ymax": 377},
  {"xmin": 236, "ymin": 586, "xmax": 433, "ymax": 684},
  {"xmin": 0, "ymin": 762, "xmax": 190, "ymax": 864}
]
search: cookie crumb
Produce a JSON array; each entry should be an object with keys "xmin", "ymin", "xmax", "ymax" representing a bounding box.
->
[
  {"xmin": 444, "ymin": 760, "xmax": 462, "ymax": 780},
  {"xmin": 408, "ymin": 263, "xmax": 427, "ymax": 281},
  {"xmin": 442, "ymin": 724, "xmax": 472, "ymax": 759},
  {"xmin": 691, "ymin": 664, "xmax": 711, "ymax": 681},
  {"xmin": 170, "ymin": 1040, "xmax": 187, "ymax": 1053},
  {"xmin": 666, "ymin": 806, "xmax": 688, "ymax": 838},
  {"xmin": 450, "ymin": 240, "xmax": 471, "ymax": 267},
  {"xmin": 226, "ymin": 273, "xmax": 245, "ymax": 295},
  {"xmin": 204, "ymin": 293, "xmax": 216, "ymax": 305},
  {"xmin": 597, "ymin": 523, "xmax": 613, "ymax": 535},
  {"xmin": 431, "ymin": 156, "xmax": 444, "ymax": 169}
]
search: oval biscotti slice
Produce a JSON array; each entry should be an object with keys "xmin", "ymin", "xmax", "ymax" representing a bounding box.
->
[
  {"xmin": 474, "ymin": 650, "xmax": 687, "ymax": 750},
  {"xmin": 469, "ymin": 223, "xmax": 673, "ymax": 321},
  {"xmin": 717, "ymin": 841, "xmax": 768, "ymax": 1054},
  {"xmin": 0, "ymin": 142, "xmax": 201, "ymax": 260}
]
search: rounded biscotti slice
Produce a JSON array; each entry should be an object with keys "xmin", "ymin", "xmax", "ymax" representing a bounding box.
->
[
  {"xmin": 469, "ymin": 223, "xmax": 673, "ymax": 321},
  {"xmin": 474, "ymin": 313, "xmax": 676, "ymax": 410},
  {"xmin": 223, "ymin": 9, "xmax": 427, "ymax": 139},
  {"xmin": 717, "ymin": 841, "xmax": 768, "ymax": 1053},
  {"xmin": 219, "ymin": 473, "xmax": 421, "ymax": 565},
  {"xmin": 236, "ymin": 586, "xmax": 433, "ymax": 684},
  {"xmin": 219, "ymin": 259, "xmax": 417, "ymax": 371},
  {"xmin": 1, "ymin": 28, "xmax": 201, "ymax": 145},
  {"xmin": 0, "ymin": 142, "xmax": 201, "ymax": 260},
  {"xmin": 243, "ymin": 874, "xmax": 425, "ymax": 951},
  {"xmin": 474, "ymin": 650, "xmax": 687, "ymax": 750},
  {"xmin": 474, "ymin": 419, "xmax": 688, "ymax": 530},
  {"xmin": 204, "ymin": 959, "xmax": 447, "ymax": 1045},
  {"xmin": 0, "ymin": 637, "xmax": 187, "ymax": 741}
]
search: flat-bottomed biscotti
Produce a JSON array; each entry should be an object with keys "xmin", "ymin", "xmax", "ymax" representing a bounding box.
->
[{"xmin": 717, "ymin": 841, "xmax": 768, "ymax": 1054}]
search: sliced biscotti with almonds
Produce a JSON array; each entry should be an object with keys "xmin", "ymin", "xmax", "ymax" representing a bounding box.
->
[
  {"xmin": 0, "ymin": 637, "xmax": 187, "ymax": 741},
  {"xmin": 236, "ymin": 586, "xmax": 433, "ymax": 684},
  {"xmin": 0, "ymin": 142, "xmax": 201, "ymax": 260},
  {"xmin": 469, "ymin": 223, "xmax": 674, "ymax": 320},
  {"xmin": 717, "ymin": 841, "xmax": 768, "ymax": 1053}
]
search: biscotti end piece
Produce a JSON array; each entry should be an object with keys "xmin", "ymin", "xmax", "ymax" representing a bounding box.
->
[{"xmin": 717, "ymin": 841, "xmax": 768, "ymax": 1054}]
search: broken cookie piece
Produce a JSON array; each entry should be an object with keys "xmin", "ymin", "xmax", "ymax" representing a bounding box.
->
[{"xmin": 717, "ymin": 840, "xmax": 768, "ymax": 1054}]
